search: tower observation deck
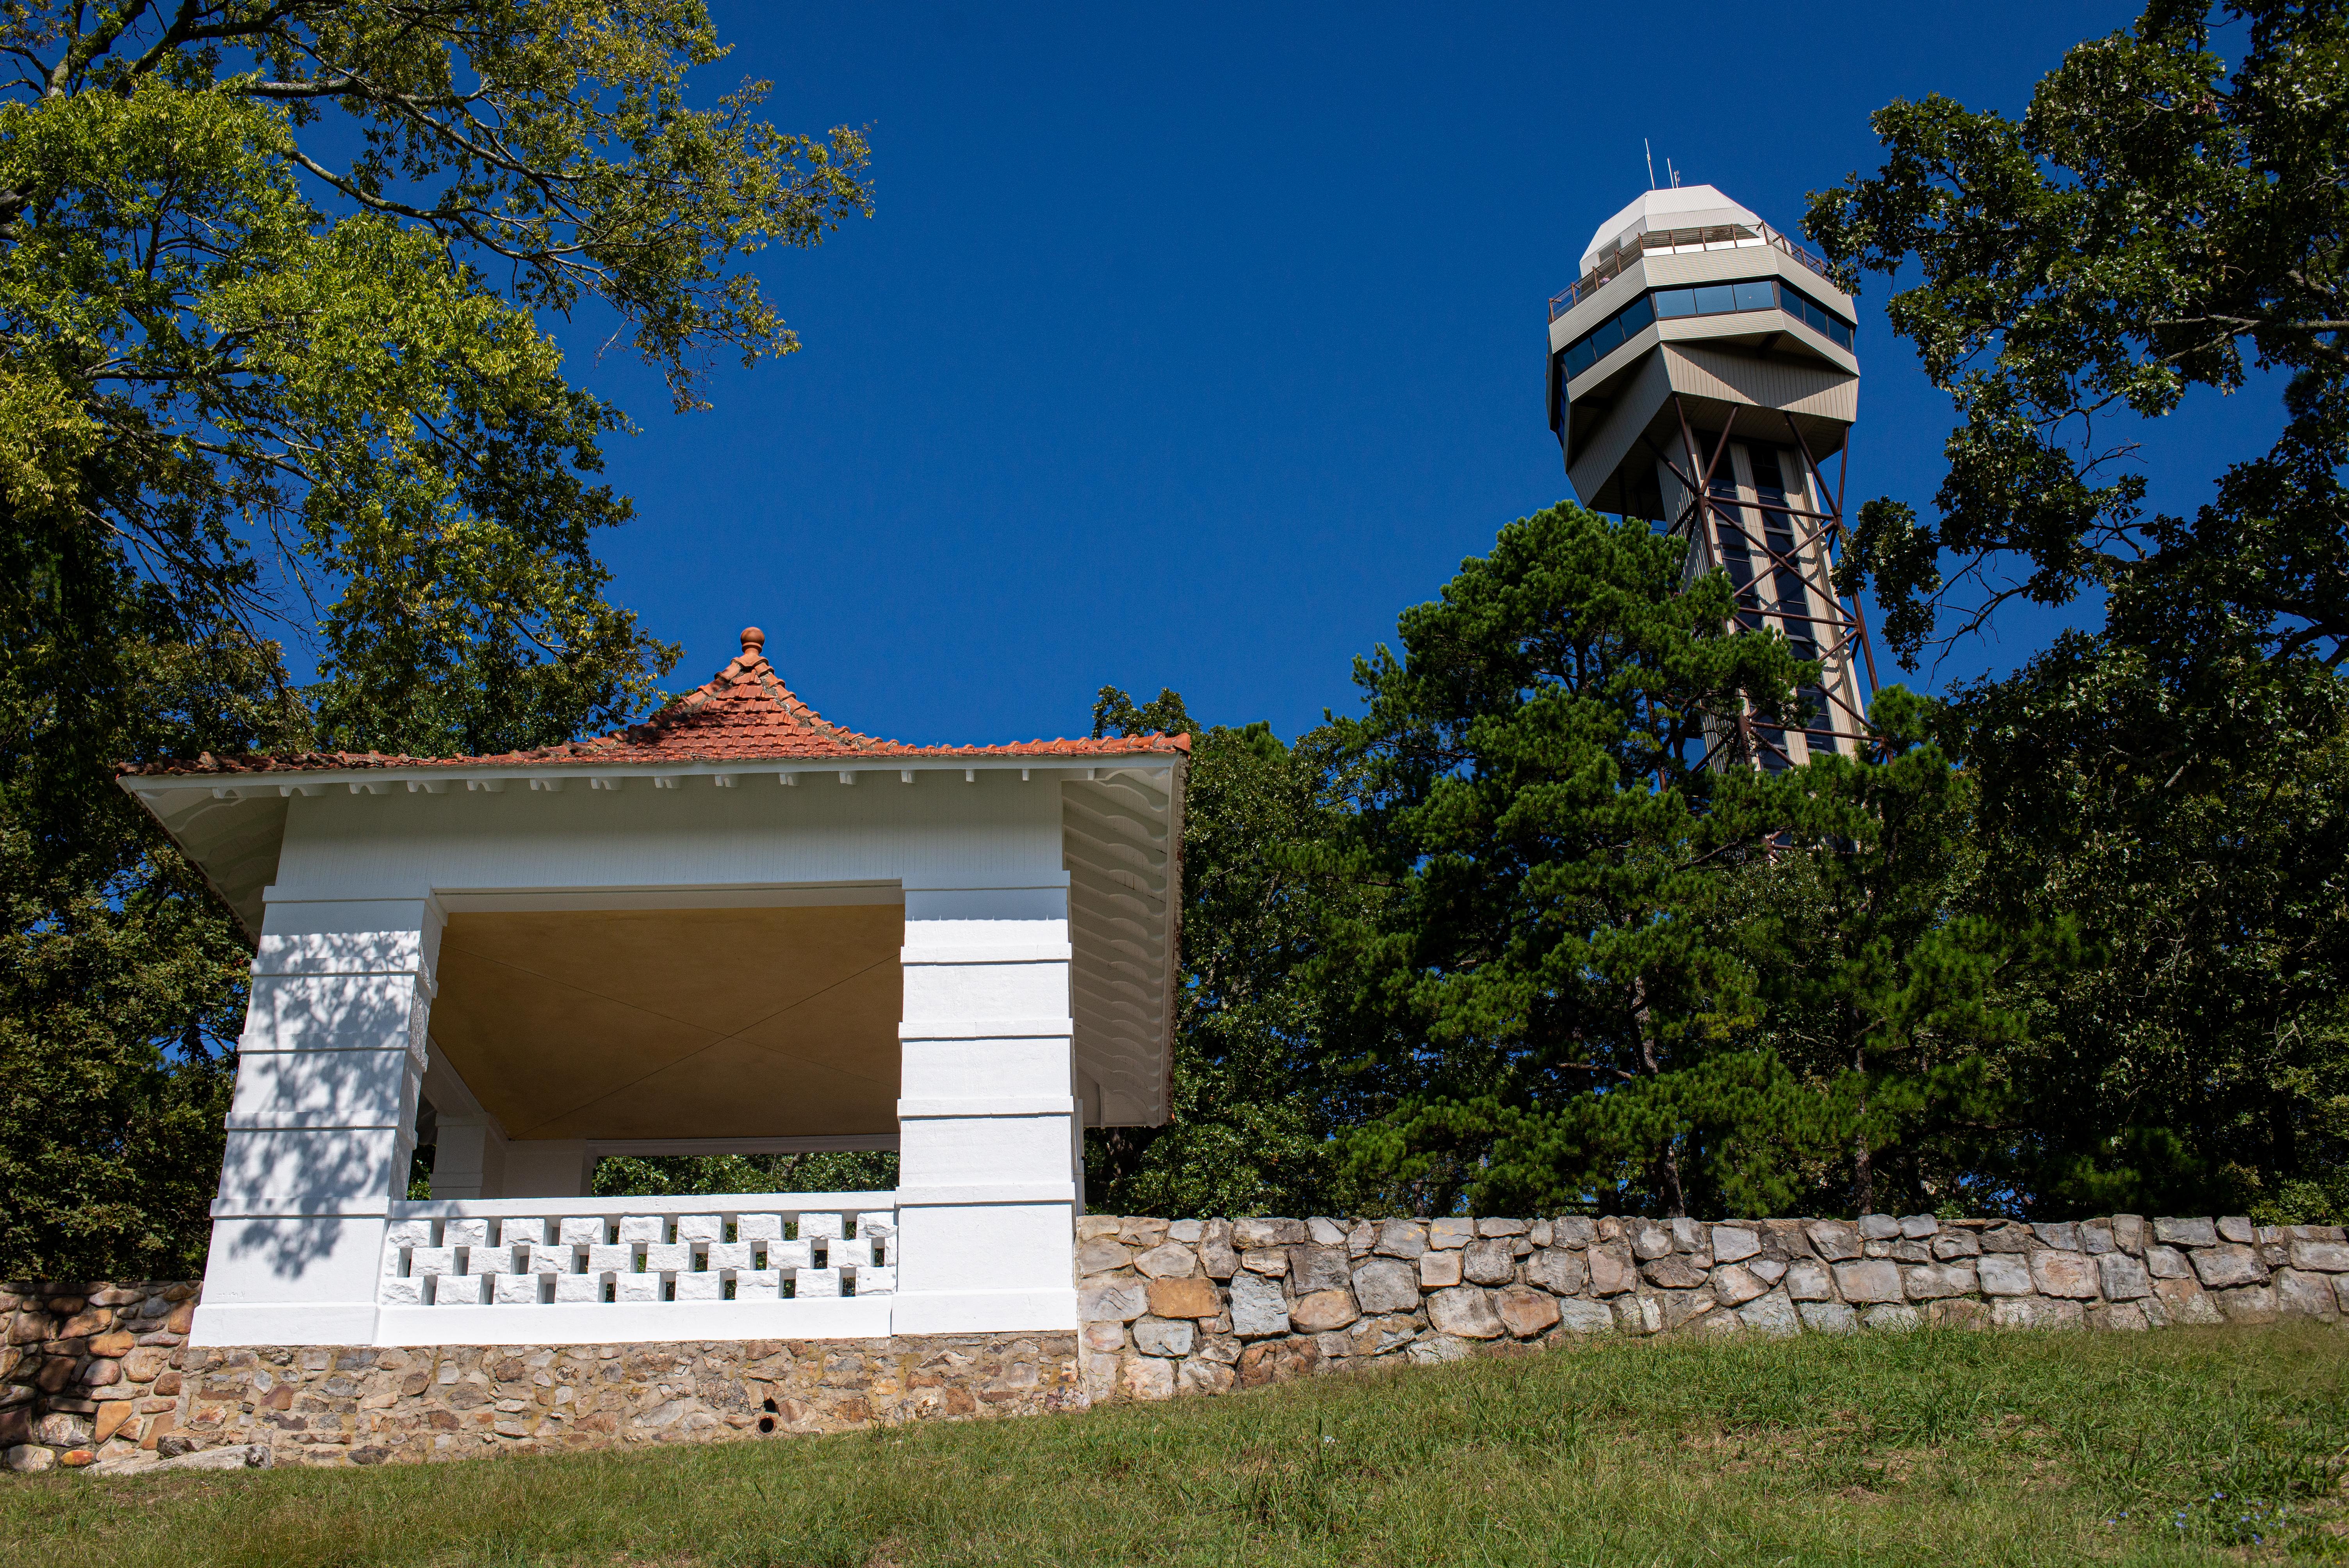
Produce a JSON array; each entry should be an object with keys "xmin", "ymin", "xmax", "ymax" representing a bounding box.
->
[{"xmin": 1546, "ymin": 184, "xmax": 1877, "ymax": 768}]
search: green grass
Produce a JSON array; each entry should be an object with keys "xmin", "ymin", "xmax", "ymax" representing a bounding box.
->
[{"xmin": 4, "ymin": 1324, "xmax": 2345, "ymax": 1566}]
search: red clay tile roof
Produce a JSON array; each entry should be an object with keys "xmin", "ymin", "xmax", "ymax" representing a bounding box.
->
[{"xmin": 118, "ymin": 628, "xmax": 1189, "ymax": 777}]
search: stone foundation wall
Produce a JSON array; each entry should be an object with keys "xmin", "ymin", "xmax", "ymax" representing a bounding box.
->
[
  {"xmin": 1075, "ymin": 1213, "xmax": 2349, "ymax": 1403},
  {"xmin": 1, "ymin": 1280, "xmax": 1078, "ymax": 1474}
]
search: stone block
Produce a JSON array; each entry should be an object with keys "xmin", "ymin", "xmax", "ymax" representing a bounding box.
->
[
  {"xmin": 1832, "ymin": 1260, "xmax": 1903, "ymax": 1304},
  {"xmin": 642, "ymin": 1242, "xmax": 690, "ymax": 1274},
  {"xmin": 2144, "ymin": 1244, "xmax": 2190, "ymax": 1279},
  {"xmin": 2191, "ymin": 1245, "xmax": 2265, "ymax": 1289},
  {"xmin": 1898, "ymin": 1215, "xmax": 1939, "ymax": 1239},
  {"xmin": 1642, "ymin": 1255, "xmax": 1707, "ymax": 1290},
  {"xmin": 1797, "ymin": 1300, "xmax": 1857, "ymax": 1335},
  {"xmin": 1613, "ymin": 1294, "xmax": 1663, "ymax": 1334},
  {"xmin": 1120, "ymin": 1356, "xmax": 1176, "ymax": 1401},
  {"xmin": 1199, "ymin": 1241, "xmax": 1240, "ymax": 1279},
  {"xmin": 2217, "ymin": 1216, "xmax": 2255, "ymax": 1244},
  {"xmin": 1904, "ymin": 1263, "xmax": 1976, "ymax": 1300},
  {"xmin": 1075, "ymin": 1215, "xmax": 1122, "ymax": 1241},
  {"xmin": 1082, "ymin": 1320, "xmax": 1128, "ymax": 1352},
  {"xmin": 1551, "ymin": 1217, "xmax": 1596, "ymax": 1249},
  {"xmin": 1303, "ymin": 1217, "xmax": 1348, "ymax": 1246},
  {"xmin": 1233, "ymin": 1218, "xmax": 1306, "ymax": 1250},
  {"xmin": 444, "ymin": 1219, "xmax": 490, "ymax": 1248},
  {"xmin": 1119, "ymin": 1218, "xmax": 1171, "ymax": 1249},
  {"xmin": 432, "ymin": 1275, "xmax": 485, "ymax": 1306},
  {"xmin": 1080, "ymin": 1278, "xmax": 1149, "ymax": 1322},
  {"xmin": 2087, "ymin": 1302, "xmax": 2148, "ymax": 1331},
  {"xmin": 490, "ymin": 1274, "xmax": 540, "ymax": 1306},
  {"xmin": 1428, "ymin": 1287, "xmax": 1504, "ymax": 1338},
  {"xmin": 1524, "ymin": 1248, "xmax": 1587, "ymax": 1296},
  {"xmin": 1132, "ymin": 1317, "xmax": 1196, "ymax": 1357},
  {"xmin": 1750, "ymin": 1256, "xmax": 1788, "ymax": 1285},
  {"xmin": 2153, "ymin": 1217, "xmax": 2218, "ymax": 1248},
  {"xmin": 703, "ymin": 1242, "xmax": 752, "ymax": 1272},
  {"xmin": 2110, "ymin": 1214, "xmax": 2147, "ymax": 1254},
  {"xmin": 1132, "ymin": 1243, "xmax": 1197, "ymax": 1280},
  {"xmin": 2275, "ymin": 1270, "xmax": 2340, "ymax": 1320},
  {"xmin": 1630, "ymin": 1222, "xmax": 1673, "ymax": 1260},
  {"xmin": 1857, "ymin": 1214, "xmax": 1901, "ymax": 1240},
  {"xmin": 1586, "ymin": 1246, "xmax": 1635, "ymax": 1297},
  {"xmin": 1932, "ymin": 1231, "xmax": 1982, "ymax": 1259},
  {"xmin": 675, "ymin": 1214, "xmax": 724, "ymax": 1244},
  {"xmin": 2033, "ymin": 1221, "xmax": 2079, "ymax": 1252},
  {"xmin": 1419, "ymin": 1251, "xmax": 1463, "ymax": 1289},
  {"xmin": 1407, "ymin": 1334, "xmax": 1473, "ymax": 1365},
  {"xmin": 798, "ymin": 1213, "xmax": 844, "ymax": 1242},
  {"xmin": 1783, "ymin": 1260, "xmax": 1834, "ymax": 1301},
  {"xmin": 1351, "ymin": 1259, "xmax": 1421, "ymax": 1315},
  {"xmin": 1239, "ymin": 1337, "xmax": 1325, "ymax": 1386},
  {"xmin": 1736, "ymin": 1289, "xmax": 1800, "ymax": 1337},
  {"xmin": 672, "ymin": 1271, "xmax": 721, "ymax": 1303},
  {"xmin": 793, "ymin": 1268, "xmax": 842, "ymax": 1300},
  {"xmin": 1167, "ymin": 1219, "xmax": 1205, "ymax": 1245},
  {"xmin": 1289, "ymin": 1245, "xmax": 1353, "ymax": 1294},
  {"xmin": 1146, "ymin": 1276, "xmax": 1220, "ymax": 1320},
  {"xmin": 2149, "ymin": 1274, "xmax": 2222, "ymax": 1324},
  {"xmin": 1292, "ymin": 1289, "xmax": 1360, "ymax": 1334},
  {"xmin": 1494, "ymin": 1285, "xmax": 1558, "ymax": 1338},
  {"xmin": 1659, "ymin": 1290, "xmax": 1715, "ymax": 1332},
  {"xmin": 1178, "ymin": 1357, "xmax": 1235, "ymax": 1395},
  {"xmin": 1805, "ymin": 1222, "xmax": 1861, "ymax": 1261},
  {"xmin": 379, "ymin": 1277, "xmax": 424, "ymax": 1307},
  {"xmin": 2213, "ymin": 1284, "xmax": 2279, "ymax": 1324},
  {"xmin": 1240, "ymin": 1249, "xmax": 1289, "ymax": 1277},
  {"xmin": 1861, "ymin": 1304, "xmax": 1921, "ymax": 1332},
  {"xmin": 1076, "ymin": 1238, "xmax": 1133, "ymax": 1276},
  {"xmin": 1556, "ymin": 1298, "xmax": 1615, "ymax": 1335},
  {"xmin": 1461, "ymin": 1239, "xmax": 1517, "ymax": 1286},
  {"xmin": 2030, "ymin": 1251, "xmax": 2101, "ymax": 1299},
  {"xmin": 2097, "ymin": 1253, "xmax": 2152, "ymax": 1301},
  {"xmin": 1711, "ymin": 1226, "xmax": 1761, "ymax": 1263},
  {"xmin": 734, "ymin": 1213, "xmax": 783, "ymax": 1244},
  {"xmin": 1987, "ymin": 1297, "xmax": 2070, "ymax": 1330},
  {"xmin": 769, "ymin": 1239, "xmax": 815, "ymax": 1271},
  {"xmin": 2290, "ymin": 1240, "xmax": 2349, "ymax": 1272},
  {"xmin": 1346, "ymin": 1220, "xmax": 1379, "ymax": 1257},
  {"xmin": 1428, "ymin": 1218, "xmax": 1474, "ymax": 1251},
  {"xmin": 1711, "ymin": 1265, "xmax": 1768, "ymax": 1307},
  {"xmin": 2078, "ymin": 1221, "xmax": 2114, "ymax": 1256},
  {"xmin": 1980, "ymin": 1222, "xmax": 2034, "ymax": 1253},
  {"xmin": 1228, "ymin": 1272, "xmax": 1291, "ymax": 1338},
  {"xmin": 1375, "ymin": 1220, "xmax": 1428, "ymax": 1259},
  {"xmin": 1669, "ymin": 1217, "xmax": 1709, "ymax": 1254}
]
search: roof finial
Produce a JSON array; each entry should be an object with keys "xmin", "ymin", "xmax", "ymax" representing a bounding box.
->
[{"xmin": 740, "ymin": 626, "xmax": 766, "ymax": 656}]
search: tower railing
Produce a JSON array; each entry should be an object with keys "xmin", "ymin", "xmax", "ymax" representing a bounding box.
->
[{"xmin": 1549, "ymin": 221, "xmax": 1835, "ymax": 322}]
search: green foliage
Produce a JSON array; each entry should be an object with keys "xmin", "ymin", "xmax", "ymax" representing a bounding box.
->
[
  {"xmin": 1082, "ymin": 686, "xmax": 1367, "ymax": 1216},
  {"xmin": 1805, "ymin": 0, "xmax": 2349, "ymax": 670},
  {"xmin": 0, "ymin": 3, "xmax": 869, "ymax": 1275},
  {"xmin": 1317, "ymin": 501, "xmax": 1833, "ymax": 1217},
  {"xmin": 1722, "ymin": 689, "xmax": 2069, "ymax": 1217},
  {"xmin": 1948, "ymin": 578, "xmax": 2349, "ymax": 1219},
  {"xmin": 592, "ymin": 1151, "xmax": 899, "ymax": 1198}
]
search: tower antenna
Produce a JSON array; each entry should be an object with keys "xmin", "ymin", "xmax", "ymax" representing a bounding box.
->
[
  {"xmin": 1645, "ymin": 139, "xmax": 1656, "ymax": 190},
  {"xmin": 1667, "ymin": 157, "xmax": 1681, "ymax": 188}
]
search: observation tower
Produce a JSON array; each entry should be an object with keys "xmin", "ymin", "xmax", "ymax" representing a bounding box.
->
[{"xmin": 1545, "ymin": 184, "xmax": 1876, "ymax": 768}]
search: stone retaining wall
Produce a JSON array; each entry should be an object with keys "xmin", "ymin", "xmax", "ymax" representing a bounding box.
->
[
  {"xmin": 1075, "ymin": 1213, "xmax": 2349, "ymax": 1403},
  {"xmin": 9, "ymin": 1212, "xmax": 2340, "ymax": 1470},
  {"xmin": 1, "ymin": 1280, "xmax": 1078, "ymax": 1473}
]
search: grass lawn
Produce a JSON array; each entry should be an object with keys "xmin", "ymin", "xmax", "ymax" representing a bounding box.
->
[{"xmin": 2, "ymin": 1323, "xmax": 2344, "ymax": 1566}]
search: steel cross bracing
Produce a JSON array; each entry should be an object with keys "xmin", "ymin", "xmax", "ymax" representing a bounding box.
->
[{"xmin": 1656, "ymin": 395, "xmax": 1880, "ymax": 770}]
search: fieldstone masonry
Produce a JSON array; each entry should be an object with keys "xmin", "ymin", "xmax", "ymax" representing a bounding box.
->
[
  {"xmin": 6, "ymin": 1212, "xmax": 2341, "ymax": 1471},
  {"xmin": 0, "ymin": 1279, "xmax": 1077, "ymax": 1474},
  {"xmin": 1075, "ymin": 1213, "xmax": 2349, "ymax": 1404}
]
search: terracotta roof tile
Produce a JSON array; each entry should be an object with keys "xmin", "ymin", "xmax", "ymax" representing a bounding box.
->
[{"xmin": 118, "ymin": 628, "xmax": 1189, "ymax": 778}]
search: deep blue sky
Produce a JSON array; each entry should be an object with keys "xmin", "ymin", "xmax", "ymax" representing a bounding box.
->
[{"xmin": 551, "ymin": 0, "xmax": 2272, "ymax": 745}]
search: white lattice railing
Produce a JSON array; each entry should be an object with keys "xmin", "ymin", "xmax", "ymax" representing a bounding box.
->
[{"xmin": 378, "ymin": 1194, "xmax": 896, "ymax": 1308}]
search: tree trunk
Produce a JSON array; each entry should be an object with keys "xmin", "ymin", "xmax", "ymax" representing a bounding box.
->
[{"xmin": 1852, "ymin": 1024, "xmax": 1873, "ymax": 1215}]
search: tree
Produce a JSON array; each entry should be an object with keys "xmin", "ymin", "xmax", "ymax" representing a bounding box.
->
[
  {"xmin": 1805, "ymin": 0, "xmax": 2349, "ymax": 671},
  {"xmin": 1320, "ymin": 502, "xmax": 1827, "ymax": 1219},
  {"xmin": 0, "ymin": 2, "xmax": 870, "ymax": 1276},
  {"xmin": 1951, "ymin": 574, "xmax": 2349, "ymax": 1219},
  {"xmin": 1081, "ymin": 686, "xmax": 1363, "ymax": 1216},
  {"xmin": 1721, "ymin": 689, "xmax": 2058, "ymax": 1218}
]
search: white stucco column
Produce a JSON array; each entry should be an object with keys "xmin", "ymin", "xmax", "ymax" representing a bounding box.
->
[
  {"xmin": 890, "ymin": 879, "xmax": 1079, "ymax": 1335},
  {"xmin": 191, "ymin": 893, "xmax": 439, "ymax": 1346}
]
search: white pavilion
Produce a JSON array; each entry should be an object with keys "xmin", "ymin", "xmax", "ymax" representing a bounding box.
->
[{"xmin": 118, "ymin": 628, "xmax": 1185, "ymax": 1347}]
